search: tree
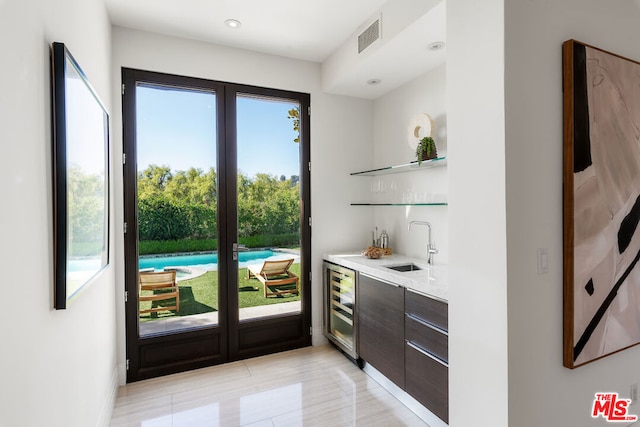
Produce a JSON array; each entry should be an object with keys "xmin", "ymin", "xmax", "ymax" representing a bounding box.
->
[
  {"xmin": 138, "ymin": 164, "xmax": 172, "ymax": 198},
  {"xmin": 287, "ymin": 106, "xmax": 300, "ymax": 143},
  {"xmin": 68, "ymin": 165, "xmax": 106, "ymax": 254},
  {"xmin": 138, "ymin": 165, "xmax": 299, "ymax": 242},
  {"xmin": 237, "ymin": 172, "xmax": 300, "ymax": 237},
  {"xmin": 165, "ymin": 167, "xmax": 217, "ymax": 207}
]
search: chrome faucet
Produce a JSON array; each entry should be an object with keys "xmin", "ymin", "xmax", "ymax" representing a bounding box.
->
[{"xmin": 408, "ymin": 220, "xmax": 438, "ymax": 264}]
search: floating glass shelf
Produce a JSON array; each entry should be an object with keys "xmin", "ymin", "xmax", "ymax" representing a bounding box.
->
[{"xmin": 350, "ymin": 157, "xmax": 447, "ymax": 176}]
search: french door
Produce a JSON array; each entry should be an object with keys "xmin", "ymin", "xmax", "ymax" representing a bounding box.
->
[{"xmin": 122, "ymin": 68, "xmax": 311, "ymax": 382}]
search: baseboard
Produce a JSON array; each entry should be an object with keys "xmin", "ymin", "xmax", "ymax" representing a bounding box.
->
[
  {"xmin": 311, "ymin": 326, "xmax": 327, "ymax": 346},
  {"xmin": 363, "ymin": 363, "xmax": 448, "ymax": 427},
  {"xmin": 118, "ymin": 360, "xmax": 127, "ymax": 385},
  {"xmin": 97, "ymin": 365, "xmax": 119, "ymax": 427}
]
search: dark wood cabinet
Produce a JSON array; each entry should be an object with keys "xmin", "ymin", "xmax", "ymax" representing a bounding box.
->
[
  {"xmin": 406, "ymin": 342, "xmax": 449, "ymax": 423},
  {"xmin": 405, "ymin": 289, "xmax": 448, "ymax": 331},
  {"xmin": 405, "ymin": 289, "xmax": 449, "ymax": 424},
  {"xmin": 342, "ymin": 262, "xmax": 449, "ymax": 424},
  {"xmin": 405, "ymin": 313, "xmax": 448, "ymax": 363},
  {"xmin": 358, "ymin": 273, "xmax": 405, "ymax": 389}
]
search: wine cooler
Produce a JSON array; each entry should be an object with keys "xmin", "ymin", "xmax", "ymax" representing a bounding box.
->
[{"xmin": 323, "ymin": 261, "xmax": 358, "ymax": 360}]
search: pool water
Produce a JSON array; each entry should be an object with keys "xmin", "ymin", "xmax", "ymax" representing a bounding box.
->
[{"xmin": 139, "ymin": 250, "xmax": 295, "ymax": 271}]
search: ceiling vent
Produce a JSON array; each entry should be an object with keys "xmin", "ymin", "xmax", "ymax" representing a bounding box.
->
[{"xmin": 358, "ymin": 17, "xmax": 381, "ymax": 54}]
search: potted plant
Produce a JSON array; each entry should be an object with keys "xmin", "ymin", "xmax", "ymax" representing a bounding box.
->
[{"xmin": 416, "ymin": 136, "xmax": 437, "ymax": 164}]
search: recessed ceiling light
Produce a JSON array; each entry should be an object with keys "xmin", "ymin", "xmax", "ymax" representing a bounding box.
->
[
  {"xmin": 225, "ymin": 19, "xmax": 242, "ymax": 29},
  {"xmin": 367, "ymin": 79, "xmax": 382, "ymax": 85},
  {"xmin": 428, "ymin": 41, "xmax": 445, "ymax": 51}
]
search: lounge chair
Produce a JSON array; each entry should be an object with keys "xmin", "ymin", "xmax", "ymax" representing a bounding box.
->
[
  {"xmin": 247, "ymin": 259, "xmax": 299, "ymax": 297},
  {"xmin": 139, "ymin": 270, "xmax": 180, "ymax": 314}
]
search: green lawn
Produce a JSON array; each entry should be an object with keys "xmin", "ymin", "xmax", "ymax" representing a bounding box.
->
[{"xmin": 140, "ymin": 264, "xmax": 301, "ymax": 321}]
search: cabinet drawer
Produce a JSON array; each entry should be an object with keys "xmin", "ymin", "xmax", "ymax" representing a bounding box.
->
[
  {"xmin": 405, "ymin": 289, "xmax": 448, "ymax": 332},
  {"xmin": 405, "ymin": 342, "xmax": 449, "ymax": 424},
  {"xmin": 405, "ymin": 314, "xmax": 448, "ymax": 364}
]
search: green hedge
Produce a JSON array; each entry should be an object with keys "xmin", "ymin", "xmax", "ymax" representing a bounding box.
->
[
  {"xmin": 139, "ymin": 233, "xmax": 300, "ymax": 255},
  {"xmin": 239, "ymin": 233, "xmax": 300, "ymax": 248}
]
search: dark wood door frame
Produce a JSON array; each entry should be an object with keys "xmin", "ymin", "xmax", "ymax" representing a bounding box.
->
[
  {"xmin": 225, "ymin": 85, "xmax": 312, "ymax": 361},
  {"xmin": 122, "ymin": 68, "xmax": 311, "ymax": 382}
]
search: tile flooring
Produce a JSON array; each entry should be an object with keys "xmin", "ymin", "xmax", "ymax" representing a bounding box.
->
[{"xmin": 110, "ymin": 345, "xmax": 429, "ymax": 426}]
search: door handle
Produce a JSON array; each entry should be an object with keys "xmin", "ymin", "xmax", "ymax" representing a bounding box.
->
[{"xmin": 232, "ymin": 243, "xmax": 238, "ymax": 261}]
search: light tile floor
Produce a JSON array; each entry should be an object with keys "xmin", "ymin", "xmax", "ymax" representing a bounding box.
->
[{"xmin": 110, "ymin": 345, "xmax": 429, "ymax": 427}]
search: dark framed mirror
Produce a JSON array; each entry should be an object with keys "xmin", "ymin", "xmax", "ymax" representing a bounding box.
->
[{"xmin": 51, "ymin": 42, "xmax": 109, "ymax": 309}]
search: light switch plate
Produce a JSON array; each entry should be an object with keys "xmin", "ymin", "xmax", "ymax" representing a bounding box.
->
[{"xmin": 537, "ymin": 248, "xmax": 548, "ymax": 274}]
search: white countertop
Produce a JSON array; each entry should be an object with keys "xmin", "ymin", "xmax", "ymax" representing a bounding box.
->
[{"xmin": 323, "ymin": 252, "xmax": 448, "ymax": 302}]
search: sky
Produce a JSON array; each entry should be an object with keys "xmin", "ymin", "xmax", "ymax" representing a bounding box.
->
[{"xmin": 136, "ymin": 85, "xmax": 301, "ymax": 179}]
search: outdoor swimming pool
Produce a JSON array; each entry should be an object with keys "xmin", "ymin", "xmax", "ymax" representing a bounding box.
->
[{"xmin": 139, "ymin": 249, "xmax": 298, "ymax": 271}]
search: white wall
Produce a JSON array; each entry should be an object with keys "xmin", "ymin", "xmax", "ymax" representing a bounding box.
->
[
  {"xmin": 447, "ymin": 0, "xmax": 509, "ymax": 426},
  {"xmin": 505, "ymin": 1, "xmax": 640, "ymax": 426},
  {"xmin": 110, "ymin": 27, "xmax": 374, "ymax": 373},
  {"xmin": 371, "ymin": 64, "xmax": 448, "ymax": 262},
  {"xmin": 0, "ymin": 1, "xmax": 116, "ymax": 426}
]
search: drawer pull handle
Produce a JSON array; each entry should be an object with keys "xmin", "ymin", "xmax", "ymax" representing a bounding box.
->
[
  {"xmin": 406, "ymin": 313, "xmax": 448, "ymax": 336},
  {"xmin": 407, "ymin": 341, "xmax": 448, "ymax": 367},
  {"xmin": 360, "ymin": 272, "xmax": 401, "ymax": 287},
  {"xmin": 406, "ymin": 288, "xmax": 448, "ymax": 304}
]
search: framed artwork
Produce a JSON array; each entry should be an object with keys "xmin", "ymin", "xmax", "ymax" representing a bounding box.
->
[
  {"xmin": 51, "ymin": 42, "xmax": 110, "ymax": 309},
  {"xmin": 563, "ymin": 39, "xmax": 640, "ymax": 367}
]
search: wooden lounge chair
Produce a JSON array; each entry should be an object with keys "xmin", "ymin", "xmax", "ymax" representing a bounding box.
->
[
  {"xmin": 247, "ymin": 259, "xmax": 299, "ymax": 297},
  {"xmin": 139, "ymin": 270, "xmax": 180, "ymax": 314}
]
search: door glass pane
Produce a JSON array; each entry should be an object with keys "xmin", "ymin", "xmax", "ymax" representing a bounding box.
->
[
  {"xmin": 136, "ymin": 84, "xmax": 219, "ymax": 336},
  {"xmin": 236, "ymin": 94, "xmax": 302, "ymax": 321}
]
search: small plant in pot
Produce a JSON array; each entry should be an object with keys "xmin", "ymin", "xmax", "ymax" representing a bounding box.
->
[{"xmin": 416, "ymin": 136, "xmax": 437, "ymax": 165}]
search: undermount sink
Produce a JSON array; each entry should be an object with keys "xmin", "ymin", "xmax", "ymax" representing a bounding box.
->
[{"xmin": 387, "ymin": 263, "xmax": 422, "ymax": 272}]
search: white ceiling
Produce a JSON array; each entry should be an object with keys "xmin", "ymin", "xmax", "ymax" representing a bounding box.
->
[
  {"xmin": 105, "ymin": 0, "xmax": 446, "ymax": 98},
  {"xmin": 105, "ymin": 0, "xmax": 389, "ymax": 63}
]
